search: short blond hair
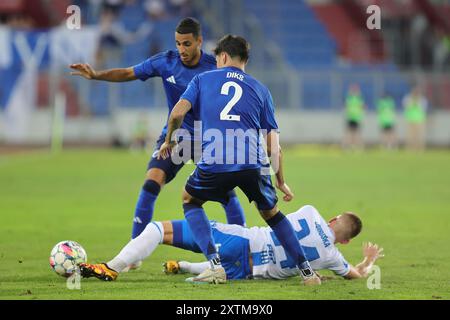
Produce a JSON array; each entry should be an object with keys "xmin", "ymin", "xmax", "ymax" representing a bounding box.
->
[{"xmin": 341, "ymin": 212, "xmax": 363, "ymax": 239}]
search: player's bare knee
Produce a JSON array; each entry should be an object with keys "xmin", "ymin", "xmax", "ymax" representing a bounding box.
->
[
  {"xmin": 182, "ymin": 189, "xmax": 193, "ymax": 204},
  {"xmin": 259, "ymin": 207, "xmax": 279, "ymax": 221},
  {"xmin": 182, "ymin": 190, "xmax": 204, "ymax": 206},
  {"xmin": 146, "ymin": 168, "xmax": 166, "ymax": 187},
  {"xmin": 182, "ymin": 190, "xmax": 198, "ymax": 204}
]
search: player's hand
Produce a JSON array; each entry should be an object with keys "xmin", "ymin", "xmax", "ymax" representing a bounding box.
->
[
  {"xmin": 157, "ymin": 141, "xmax": 176, "ymax": 160},
  {"xmin": 362, "ymin": 242, "xmax": 384, "ymax": 262},
  {"xmin": 303, "ymin": 273, "xmax": 321, "ymax": 286},
  {"xmin": 314, "ymin": 271, "xmax": 333, "ymax": 281},
  {"xmin": 70, "ymin": 63, "xmax": 97, "ymax": 80},
  {"xmin": 276, "ymin": 182, "xmax": 294, "ymax": 202}
]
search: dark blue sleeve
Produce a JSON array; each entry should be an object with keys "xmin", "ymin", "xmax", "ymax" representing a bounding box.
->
[
  {"xmin": 133, "ymin": 53, "xmax": 165, "ymax": 81},
  {"xmin": 181, "ymin": 75, "xmax": 200, "ymax": 111},
  {"xmin": 260, "ymin": 90, "xmax": 279, "ymax": 131}
]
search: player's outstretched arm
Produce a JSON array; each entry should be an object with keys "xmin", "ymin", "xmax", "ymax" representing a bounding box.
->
[
  {"xmin": 344, "ymin": 242, "xmax": 384, "ymax": 279},
  {"xmin": 70, "ymin": 64, "xmax": 137, "ymax": 82}
]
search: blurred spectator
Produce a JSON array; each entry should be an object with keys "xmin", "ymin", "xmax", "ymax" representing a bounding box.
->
[
  {"xmin": 147, "ymin": 22, "xmax": 163, "ymax": 55},
  {"xmin": 96, "ymin": 3, "xmax": 155, "ymax": 67},
  {"xmin": 96, "ymin": 6, "xmax": 123, "ymax": 67},
  {"xmin": 433, "ymin": 30, "xmax": 450, "ymax": 71},
  {"xmin": 343, "ymin": 84, "xmax": 366, "ymax": 150},
  {"xmin": 402, "ymin": 86, "xmax": 428, "ymax": 151},
  {"xmin": 144, "ymin": 0, "xmax": 168, "ymax": 21},
  {"xmin": 376, "ymin": 93, "xmax": 397, "ymax": 149},
  {"xmin": 119, "ymin": 0, "xmax": 148, "ymax": 30},
  {"xmin": 72, "ymin": 0, "xmax": 103, "ymax": 24},
  {"xmin": 103, "ymin": 0, "xmax": 124, "ymax": 13},
  {"xmin": 410, "ymin": 14, "xmax": 426, "ymax": 67},
  {"xmin": 167, "ymin": 0, "xmax": 192, "ymax": 17}
]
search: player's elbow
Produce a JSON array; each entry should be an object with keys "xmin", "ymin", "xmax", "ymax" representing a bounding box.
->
[
  {"xmin": 265, "ymin": 131, "xmax": 280, "ymax": 157},
  {"xmin": 124, "ymin": 67, "xmax": 138, "ymax": 81},
  {"xmin": 170, "ymin": 100, "xmax": 191, "ymax": 122}
]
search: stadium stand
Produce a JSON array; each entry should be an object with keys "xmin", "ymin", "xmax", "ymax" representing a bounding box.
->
[
  {"xmin": 243, "ymin": 0, "xmax": 337, "ymax": 69},
  {"xmin": 0, "ymin": 0, "xmax": 449, "ymax": 115}
]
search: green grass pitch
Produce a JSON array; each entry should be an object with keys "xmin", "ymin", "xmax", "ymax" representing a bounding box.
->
[{"xmin": 0, "ymin": 147, "xmax": 449, "ymax": 300}]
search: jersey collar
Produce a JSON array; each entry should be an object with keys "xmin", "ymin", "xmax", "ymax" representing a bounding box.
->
[
  {"xmin": 327, "ymin": 224, "xmax": 336, "ymax": 244},
  {"xmin": 223, "ymin": 66, "xmax": 245, "ymax": 73}
]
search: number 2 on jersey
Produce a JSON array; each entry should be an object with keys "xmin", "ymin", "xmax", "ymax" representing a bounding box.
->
[{"xmin": 220, "ymin": 81, "xmax": 242, "ymax": 121}]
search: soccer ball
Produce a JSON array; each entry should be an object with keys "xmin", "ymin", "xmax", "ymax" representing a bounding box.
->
[{"xmin": 49, "ymin": 240, "xmax": 87, "ymax": 277}]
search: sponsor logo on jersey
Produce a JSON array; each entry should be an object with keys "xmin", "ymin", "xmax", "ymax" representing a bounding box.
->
[{"xmin": 166, "ymin": 75, "xmax": 176, "ymax": 84}]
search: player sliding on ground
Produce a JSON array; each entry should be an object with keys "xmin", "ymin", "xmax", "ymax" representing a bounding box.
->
[{"xmin": 79, "ymin": 205, "xmax": 384, "ymax": 282}]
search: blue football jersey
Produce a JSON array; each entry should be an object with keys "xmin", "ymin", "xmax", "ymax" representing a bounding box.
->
[
  {"xmin": 133, "ymin": 50, "xmax": 216, "ymax": 136},
  {"xmin": 181, "ymin": 66, "xmax": 279, "ymax": 173}
]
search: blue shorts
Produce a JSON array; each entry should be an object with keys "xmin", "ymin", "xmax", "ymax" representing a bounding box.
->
[
  {"xmin": 185, "ymin": 168, "xmax": 278, "ymax": 211},
  {"xmin": 147, "ymin": 133, "xmax": 197, "ymax": 184},
  {"xmin": 171, "ymin": 220, "xmax": 252, "ymax": 280}
]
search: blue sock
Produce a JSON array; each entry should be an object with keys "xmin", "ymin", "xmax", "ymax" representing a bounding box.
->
[
  {"xmin": 222, "ymin": 190, "xmax": 246, "ymax": 226},
  {"xmin": 266, "ymin": 211, "xmax": 307, "ymax": 266},
  {"xmin": 131, "ymin": 180, "xmax": 161, "ymax": 239},
  {"xmin": 183, "ymin": 203, "xmax": 218, "ymax": 261}
]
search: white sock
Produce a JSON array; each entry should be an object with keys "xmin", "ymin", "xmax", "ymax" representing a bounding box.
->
[
  {"xmin": 107, "ymin": 222, "xmax": 164, "ymax": 272},
  {"xmin": 179, "ymin": 261, "xmax": 210, "ymax": 275}
]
